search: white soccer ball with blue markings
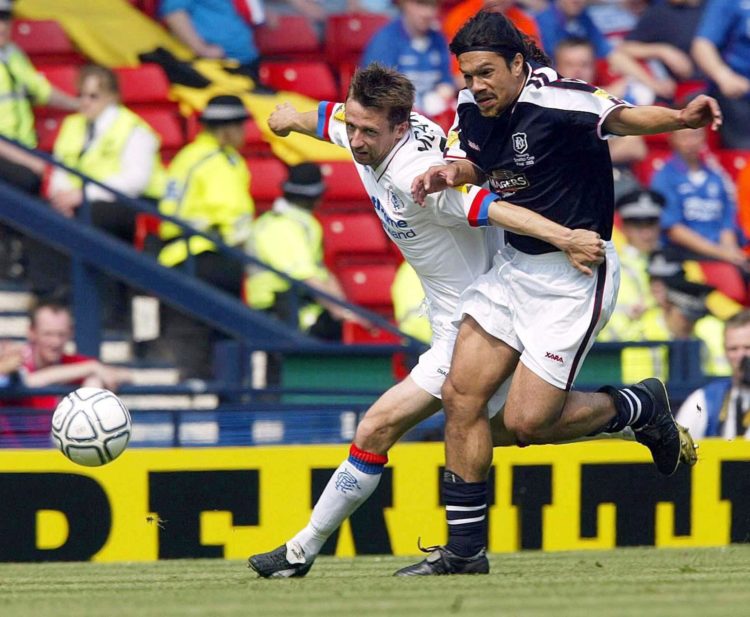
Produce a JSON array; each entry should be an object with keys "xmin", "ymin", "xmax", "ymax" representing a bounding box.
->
[{"xmin": 51, "ymin": 387, "xmax": 131, "ymax": 467}]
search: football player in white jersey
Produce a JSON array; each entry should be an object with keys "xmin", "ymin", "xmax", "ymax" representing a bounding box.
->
[{"xmin": 247, "ymin": 62, "xmax": 605, "ymax": 578}]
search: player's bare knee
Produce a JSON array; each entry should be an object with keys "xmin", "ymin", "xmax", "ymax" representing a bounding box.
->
[
  {"xmin": 442, "ymin": 378, "xmax": 483, "ymax": 418},
  {"xmin": 504, "ymin": 414, "xmax": 553, "ymax": 445},
  {"xmin": 353, "ymin": 413, "xmax": 397, "ymax": 454}
]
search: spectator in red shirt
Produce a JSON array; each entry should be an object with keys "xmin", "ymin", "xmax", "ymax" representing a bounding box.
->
[
  {"xmin": 19, "ymin": 299, "xmax": 132, "ymax": 411},
  {"xmin": 0, "ymin": 300, "xmax": 132, "ymax": 446}
]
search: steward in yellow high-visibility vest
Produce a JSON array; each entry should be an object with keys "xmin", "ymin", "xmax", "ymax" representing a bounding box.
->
[
  {"xmin": 392, "ymin": 260, "xmax": 432, "ymax": 344},
  {"xmin": 0, "ymin": 0, "xmax": 79, "ymax": 194},
  {"xmin": 48, "ymin": 66, "xmax": 165, "ymax": 242},
  {"xmin": 621, "ymin": 277, "xmax": 730, "ymax": 383},
  {"xmin": 158, "ymin": 94, "xmax": 254, "ymax": 297},
  {"xmin": 598, "ymin": 189, "xmax": 663, "ymax": 342},
  {"xmin": 246, "ymin": 163, "xmax": 353, "ymax": 340}
]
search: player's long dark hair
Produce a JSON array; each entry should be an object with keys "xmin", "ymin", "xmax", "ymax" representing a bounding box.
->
[{"xmin": 450, "ymin": 9, "xmax": 551, "ymax": 68}]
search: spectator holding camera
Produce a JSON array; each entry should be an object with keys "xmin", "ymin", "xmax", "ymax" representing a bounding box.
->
[{"xmin": 676, "ymin": 309, "xmax": 750, "ymax": 439}]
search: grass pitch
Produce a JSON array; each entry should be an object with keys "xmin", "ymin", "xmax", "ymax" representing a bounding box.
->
[{"xmin": 1, "ymin": 546, "xmax": 749, "ymax": 617}]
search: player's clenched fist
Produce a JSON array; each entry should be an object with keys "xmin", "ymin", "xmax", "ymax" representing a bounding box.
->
[{"xmin": 268, "ymin": 102, "xmax": 299, "ymax": 137}]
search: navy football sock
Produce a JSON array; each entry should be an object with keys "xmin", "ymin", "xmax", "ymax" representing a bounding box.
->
[
  {"xmin": 597, "ymin": 385, "xmax": 654, "ymax": 433},
  {"xmin": 442, "ymin": 470, "xmax": 487, "ymax": 558}
]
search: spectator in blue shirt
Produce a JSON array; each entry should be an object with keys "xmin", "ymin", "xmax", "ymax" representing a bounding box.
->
[
  {"xmin": 535, "ymin": 0, "xmax": 677, "ymax": 101},
  {"xmin": 161, "ymin": 0, "xmax": 263, "ymax": 76},
  {"xmin": 692, "ymin": 0, "xmax": 750, "ymax": 149},
  {"xmin": 651, "ymin": 126, "xmax": 745, "ymax": 270},
  {"xmin": 362, "ymin": 0, "xmax": 455, "ymax": 117}
]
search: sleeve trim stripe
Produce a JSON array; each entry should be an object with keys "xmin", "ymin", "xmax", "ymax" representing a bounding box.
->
[
  {"xmin": 467, "ymin": 188, "xmax": 495, "ymax": 227},
  {"xmin": 317, "ymin": 101, "xmax": 334, "ymax": 140}
]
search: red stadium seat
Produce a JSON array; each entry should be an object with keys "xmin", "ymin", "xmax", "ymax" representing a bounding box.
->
[
  {"xmin": 135, "ymin": 109, "xmax": 185, "ymax": 158},
  {"xmin": 337, "ymin": 262, "xmax": 397, "ymax": 313},
  {"xmin": 128, "ymin": 0, "xmax": 160, "ymax": 19},
  {"xmin": 37, "ymin": 65, "xmax": 78, "ymax": 96},
  {"xmin": 134, "ymin": 213, "xmax": 162, "ymax": 252},
  {"xmin": 255, "ymin": 15, "xmax": 321, "ymax": 59},
  {"xmin": 115, "ymin": 64, "xmax": 173, "ymax": 111},
  {"xmin": 34, "ymin": 115, "xmax": 64, "ymax": 152},
  {"xmin": 11, "ymin": 19, "xmax": 84, "ymax": 66},
  {"xmin": 342, "ymin": 321, "xmax": 401, "ymax": 345},
  {"xmin": 674, "ymin": 80, "xmax": 708, "ymax": 105},
  {"xmin": 317, "ymin": 211, "xmax": 391, "ymax": 269},
  {"xmin": 259, "ymin": 61, "xmax": 338, "ymax": 101},
  {"xmin": 324, "ymin": 13, "xmax": 388, "ymax": 67},
  {"xmin": 716, "ymin": 149, "xmax": 750, "ymax": 181},
  {"xmin": 246, "ymin": 156, "xmax": 287, "ymax": 211},
  {"xmin": 634, "ymin": 149, "xmax": 670, "ymax": 186},
  {"xmin": 319, "ymin": 160, "xmax": 369, "ymax": 205}
]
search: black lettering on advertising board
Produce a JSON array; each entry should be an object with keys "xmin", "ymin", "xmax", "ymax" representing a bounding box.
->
[
  {"xmin": 512, "ymin": 465, "xmax": 552, "ymax": 550},
  {"xmin": 580, "ymin": 464, "xmax": 691, "ymax": 546},
  {"xmin": 0, "ymin": 473, "xmax": 111, "ymax": 561},
  {"xmin": 149, "ymin": 470, "xmax": 259, "ymax": 558},
  {"xmin": 721, "ymin": 461, "xmax": 750, "ymax": 543}
]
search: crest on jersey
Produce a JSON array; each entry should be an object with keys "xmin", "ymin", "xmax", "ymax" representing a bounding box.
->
[
  {"xmin": 512, "ymin": 132, "xmax": 528, "ymax": 155},
  {"xmin": 389, "ymin": 190, "xmax": 405, "ymax": 212},
  {"xmin": 333, "ymin": 105, "xmax": 346, "ymax": 122}
]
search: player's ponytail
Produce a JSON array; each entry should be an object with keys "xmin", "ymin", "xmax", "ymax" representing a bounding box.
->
[{"xmin": 450, "ymin": 9, "xmax": 551, "ymax": 68}]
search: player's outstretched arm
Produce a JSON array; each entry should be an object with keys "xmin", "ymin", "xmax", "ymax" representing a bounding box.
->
[
  {"xmin": 487, "ymin": 200, "xmax": 605, "ymax": 276},
  {"xmin": 604, "ymin": 94, "xmax": 722, "ymax": 136},
  {"xmin": 267, "ymin": 102, "xmax": 319, "ymax": 138},
  {"xmin": 411, "ymin": 160, "xmax": 485, "ymax": 205}
]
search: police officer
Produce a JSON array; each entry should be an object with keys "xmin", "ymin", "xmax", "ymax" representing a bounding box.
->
[
  {"xmin": 247, "ymin": 162, "xmax": 351, "ymax": 341},
  {"xmin": 156, "ymin": 94, "xmax": 254, "ymax": 379},
  {"xmin": 0, "ymin": 0, "xmax": 79, "ymax": 193},
  {"xmin": 158, "ymin": 94, "xmax": 254, "ymax": 296},
  {"xmin": 599, "ymin": 189, "xmax": 665, "ymax": 343}
]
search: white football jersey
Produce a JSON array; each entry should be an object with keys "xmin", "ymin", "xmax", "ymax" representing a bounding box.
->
[{"xmin": 317, "ymin": 102, "xmax": 504, "ymax": 337}]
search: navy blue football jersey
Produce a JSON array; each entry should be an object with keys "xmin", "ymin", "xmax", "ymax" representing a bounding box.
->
[{"xmin": 445, "ymin": 64, "xmax": 629, "ymax": 254}]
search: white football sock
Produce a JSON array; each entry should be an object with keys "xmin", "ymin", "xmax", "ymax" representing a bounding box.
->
[{"xmin": 289, "ymin": 458, "xmax": 383, "ymax": 559}]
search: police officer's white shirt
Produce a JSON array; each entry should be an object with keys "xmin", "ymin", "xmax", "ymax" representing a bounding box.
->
[
  {"xmin": 49, "ymin": 103, "xmax": 158, "ymax": 202},
  {"xmin": 320, "ymin": 103, "xmax": 504, "ymax": 339},
  {"xmin": 676, "ymin": 385, "xmax": 750, "ymax": 440}
]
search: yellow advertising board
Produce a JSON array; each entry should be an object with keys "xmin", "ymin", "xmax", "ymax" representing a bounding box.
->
[{"xmin": 1, "ymin": 439, "xmax": 748, "ymax": 562}]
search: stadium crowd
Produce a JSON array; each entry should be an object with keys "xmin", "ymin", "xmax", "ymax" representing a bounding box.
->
[{"xmin": 0, "ymin": 0, "xmax": 748, "ymax": 442}]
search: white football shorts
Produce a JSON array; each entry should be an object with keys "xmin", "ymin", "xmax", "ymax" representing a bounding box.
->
[
  {"xmin": 455, "ymin": 242, "xmax": 620, "ymax": 391},
  {"xmin": 410, "ymin": 327, "xmax": 510, "ymax": 418}
]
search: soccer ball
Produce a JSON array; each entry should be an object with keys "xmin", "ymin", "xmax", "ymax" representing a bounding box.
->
[{"xmin": 51, "ymin": 387, "xmax": 132, "ymax": 467}]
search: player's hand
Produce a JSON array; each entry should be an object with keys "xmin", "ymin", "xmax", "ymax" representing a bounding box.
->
[
  {"xmin": 411, "ymin": 164, "xmax": 458, "ymax": 206},
  {"xmin": 268, "ymin": 102, "xmax": 298, "ymax": 137},
  {"xmin": 563, "ymin": 229, "xmax": 606, "ymax": 277},
  {"xmin": 678, "ymin": 94, "xmax": 723, "ymax": 131}
]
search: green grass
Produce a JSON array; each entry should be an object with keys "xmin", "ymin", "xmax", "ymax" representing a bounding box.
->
[{"xmin": 1, "ymin": 546, "xmax": 750, "ymax": 617}]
